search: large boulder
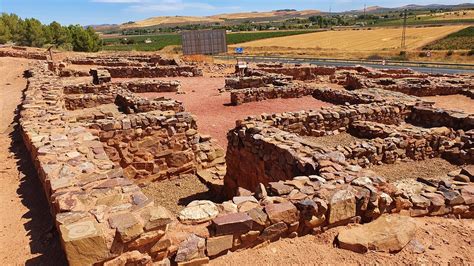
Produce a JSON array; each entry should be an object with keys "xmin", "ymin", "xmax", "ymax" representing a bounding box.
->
[{"xmin": 337, "ymin": 215, "xmax": 417, "ymax": 253}]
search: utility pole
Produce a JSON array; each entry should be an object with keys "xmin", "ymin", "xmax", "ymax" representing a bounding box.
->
[
  {"xmin": 401, "ymin": 9, "xmax": 407, "ymax": 50},
  {"xmin": 364, "ymin": 3, "xmax": 367, "ymax": 18}
]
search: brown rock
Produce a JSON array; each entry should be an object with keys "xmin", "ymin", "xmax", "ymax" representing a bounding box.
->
[
  {"xmin": 265, "ymin": 202, "xmax": 299, "ymax": 224},
  {"xmin": 104, "ymin": 251, "xmax": 152, "ymax": 266},
  {"xmin": 108, "ymin": 213, "xmax": 144, "ymax": 242},
  {"xmin": 269, "ymin": 182, "xmax": 293, "ymax": 195},
  {"xmin": 259, "ymin": 222, "xmax": 288, "ymax": 241},
  {"xmin": 212, "ymin": 212, "xmax": 253, "ymax": 236},
  {"xmin": 338, "ymin": 215, "xmax": 416, "ymax": 253},
  {"xmin": 175, "ymin": 234, "xmax": 206, "ymax": 263},
  {"xmin": 206, "ymin": 235, "xmax": 233, "ymax": 257},
  {"xmin": 329, "ymin": 190, "xmax": 356, "ymax": 224},
  {"xmin": 59, "ymin": 219, "xmax": 110, "ymax": 266}
]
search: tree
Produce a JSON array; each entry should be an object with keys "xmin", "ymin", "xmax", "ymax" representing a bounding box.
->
[
  {"xmin": 21, "ymin": 18, "xmax": 46, "ymax": 47},
  {"xmin": 49, "ymin": 21, "xmax": 70, "ymax": 46},
  {"xmin": 0, "ymin": 20, "xmax": 12, "ymax": 44}
]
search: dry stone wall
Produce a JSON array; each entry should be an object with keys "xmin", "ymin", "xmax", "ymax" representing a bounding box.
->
[
  {"xmin": 105, "ymin": 66, "xmax": 203, "ymax": 78},
  {"xmin": 230, "ymin": 85, "xmax": 315, "ymax": 105}
]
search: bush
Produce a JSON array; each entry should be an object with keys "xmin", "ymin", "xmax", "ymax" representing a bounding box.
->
[
  {"xmin": 367, "ymin": 54, "xmax": 384, "ymax": 60},
  {"xmin": 446, "ymin": 50, "xmax": 454, "ymax": 56},
  {"xmin": 468, "ymin": 49, "xmax": 474, "ymax": 56}
]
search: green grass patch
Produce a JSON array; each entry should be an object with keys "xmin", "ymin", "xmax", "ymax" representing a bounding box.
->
[
  {"xmin": 424, "ymin": 26, "xmax": 474, "ymax": 50},
  {"xmin": 101, "ymin": 30, "xmax": 314, "ymax": 51}
]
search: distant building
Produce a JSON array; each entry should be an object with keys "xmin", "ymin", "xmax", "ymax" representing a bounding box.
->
[{"xmin": 181, "ymin": 29, "xmax": 228, "ymax": 55}]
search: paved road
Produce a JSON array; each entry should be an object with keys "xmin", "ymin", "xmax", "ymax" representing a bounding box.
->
[{"xmin": 217, "ymin": 56, "xmax": 474, "ymax": 75}]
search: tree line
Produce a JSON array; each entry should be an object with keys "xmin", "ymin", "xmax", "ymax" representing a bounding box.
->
[{"xmin": 0, "ymin": 13, "xmax": 102, "ymax": 52}]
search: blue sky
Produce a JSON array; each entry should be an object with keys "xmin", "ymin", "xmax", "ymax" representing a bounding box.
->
[{"xmin": 1, "ymin": 0, "xmax": 471, "ymax": 25}]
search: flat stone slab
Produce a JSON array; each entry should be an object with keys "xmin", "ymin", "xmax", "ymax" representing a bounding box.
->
[
  {"xmin": 212, "ymin": 212, "xmax": 253, "ymax": 236},
  {"xmin": 337, "ymin": 215, "xmax": 417, "ymax": 253},
  {"xmin": 178, "ymin": 200, "xmax": 219, "ymax": 224}
]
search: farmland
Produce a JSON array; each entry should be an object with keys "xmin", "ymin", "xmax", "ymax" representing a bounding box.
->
[
  {"xmin": 102, "ymin": 30, "xmax": 315, "ymax": 51},
  {"xmin": 235, "ymin": 25, "xmax": 467, "ymax": 51},
  {"xmin": 424, "ymin": 26, "xmax": 474, "ymax": 50}
]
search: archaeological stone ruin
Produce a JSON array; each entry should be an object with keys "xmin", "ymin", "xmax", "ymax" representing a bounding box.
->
[{"xmin": 2, "ymin": 47, "xmax": 473, "ymax": 265}]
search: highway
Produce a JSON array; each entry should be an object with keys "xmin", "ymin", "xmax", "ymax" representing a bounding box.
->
[{"xmin": 215, "ymin": 55, "xmax": 474, "ymax": 75}]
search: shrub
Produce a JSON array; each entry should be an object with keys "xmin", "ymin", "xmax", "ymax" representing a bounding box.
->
[
  {"xmin": 446, "ymin": 50, "xmax": 454, "ymax": 56},
  {"xmin": 468, "ymin": 49, "xmax": 474, "ymax": 56},
  {"xmin": 367, "ymin": 54, "xmax": 384, "ymax": 60}
]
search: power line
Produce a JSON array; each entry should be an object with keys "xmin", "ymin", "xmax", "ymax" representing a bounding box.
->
[{"xmin": 401, "ymin": 9, "xmax": 407, "ymax": 50}]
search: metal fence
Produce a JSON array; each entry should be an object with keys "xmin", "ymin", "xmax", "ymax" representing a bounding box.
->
[{"xmin": 181, "ymin": 29, "xmax": 227, "ymax": 55}]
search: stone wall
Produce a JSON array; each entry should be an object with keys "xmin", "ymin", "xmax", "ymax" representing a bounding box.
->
[
  {"xmin": 238, "ymin": 102, "xmax": 411, "ymax": 137},
  {"xmin": 408, "ymin": 104, "xmax": 474, "ymax": 131},
  {"xmin": 257, "ymin": 65, "xmax": 336, "ymax": 81},
  {"xmin": 230, "ymin": 85, "xmax": 315, "ymax": 105},
  {"xmin": 68, "ymin": 55, "xmax": 179, "ymax": 66},
  {"xmin": 104, "ymin": 66, "xmax": 203, "ymax": 78},
  {"xmin": 20, "ymin": 64, "xmax": 175, "ymax": 265},
  {"xmin": 65, "ymin": 93, "xmax": 115, "ymax": 110},
  {"xmin": 0, "ymin": 48, "xmax": 48, "ymax": 60},
  {"xmin": 225, "ymin": 70, "xmax": 292, "ymax": 90},
  {"xmin": 344, "ymin": 73, "xmax": 473, "ymax": 96},
  {"xmin": 90, "ymin": 110, "xmax": 224, "ymax": 183},
  {"xmin": 114, "ymin": 90, "xmax": 184, "ymax": 114}
]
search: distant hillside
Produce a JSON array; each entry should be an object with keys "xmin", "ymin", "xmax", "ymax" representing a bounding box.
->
[
  {"xmin": 349, "ymin": 3, "xmax": 474, "ymax": 13},
  {"xmin": 95, "ymin": 3, "xmax": 474, "ymax": 31},
  {"xmin": 119, "ymin": 9, "xmax": 321, "ymax": 29}
]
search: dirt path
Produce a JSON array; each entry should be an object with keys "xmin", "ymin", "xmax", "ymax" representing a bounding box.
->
[
  {"xmin": 211, "ymin": 216, "xmax": 474, "ymax": 265},
  {"xmin": 0, "ymin": 58, "xmax": 65, "ymax": 264}
]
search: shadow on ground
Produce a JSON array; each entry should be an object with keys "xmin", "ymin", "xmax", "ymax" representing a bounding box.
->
[{"xmin": 8, "ymin": 79, "xmax": 66, "ymax": 265}]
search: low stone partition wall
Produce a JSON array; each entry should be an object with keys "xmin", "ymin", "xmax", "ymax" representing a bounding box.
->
[
  {"xmin": 64, "ymin": 80, "xmax": 181, "ymax": 94},
  {"xmin": 65, "ymin": 93, "xmax": 115, "ymax": 110},
  {"xmin": 311, "ymin": 87, "xmax": 420, "ymax": 105},
  {"xmin": 230, "ymin": 85, "xmax": 314, "ymax": 105},
  {"xmin": 239, "ymin": 102, "xmax": 411, "ymax": 137},
  {"xmin": 69, "ymin": 55, "xmax": 178, "ymax": 66},
  {"xmin": 90, "ymin": 110, "xmax": 224, "ymax": 183},
  {"xmin": 104, "ymin": 66, "xmax": 203, "ymax": 78},
  {"xmin": 408, "ymin": 104, "xmax": 474, "ymax": 131},
  {"xmin": 115, "ymin": 90, "xmax": 184, "ymax": 114},
  {"xmin": 225, "ymin": 74, "xmax": 291, "ymax": 90},
  {"xmin": 258, "ymin": 65, "xmax": 336, "ymax": 81},
  {"xmin": 0, "ymin": 48, "xmax": 48, "ymax": 60},
  {"xmin": 121, "ymin": 79, "xmax": 181, "ymax": 93},
  {"xmin": 344, "ymin": 73, "xmax": 473, "ymax": 96}
]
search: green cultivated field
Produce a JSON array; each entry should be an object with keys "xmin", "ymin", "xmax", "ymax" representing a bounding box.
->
[
  {"xmin": 102, "ymin": 30, "xmax": 314, "ymax": 51},
  {"xmin": 424, "ymin": 26, "xmax": 474, "ymax": 50}
]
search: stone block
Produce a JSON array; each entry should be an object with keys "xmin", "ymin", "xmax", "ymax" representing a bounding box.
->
[
  {"xmin": 329, "ymin": 189, "xmax": 356, "ymax": 224},
  {"xmin": 264, "ymin": 202, "xmax": 299, "ymax": 224},
  {"xmin": 59, "ymin": 219, "xmax": 110, "ymax": 266},
  {"xmin": 212, "ymin": 212, "xmax": 253, "ymax": 236},
  {"xmin": 206, "ymin": 235, "xmax": 233, "ymax": 257}
]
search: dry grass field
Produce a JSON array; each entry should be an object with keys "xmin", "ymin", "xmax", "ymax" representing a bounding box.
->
[
  {"xmin": 420, "ymin": 10, "xmax": 474, "ymax": 21},
  {"xmin": 236, "ymin": 25, "xmax": 467, "ymax": 51}
]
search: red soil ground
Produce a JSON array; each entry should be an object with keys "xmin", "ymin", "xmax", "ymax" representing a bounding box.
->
[{"xmin": 134, "ymin": 77, "xmax": 334, "ymax": 147}]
